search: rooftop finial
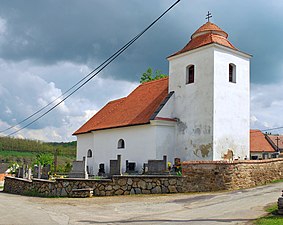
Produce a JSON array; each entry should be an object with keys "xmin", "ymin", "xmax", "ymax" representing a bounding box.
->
[{"xmin": 205, "ymin": 11, "xmax": 212, "ymax": 22}]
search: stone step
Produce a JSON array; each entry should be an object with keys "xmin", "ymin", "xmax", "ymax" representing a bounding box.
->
[{"xmin": 71, "ymin": 188, "xmax": 93, "ymax": 198}]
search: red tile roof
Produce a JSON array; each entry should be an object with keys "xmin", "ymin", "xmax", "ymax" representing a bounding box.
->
[
  {"xmin": 74, "ymin": 78, "xmax": 169, "ymax": 135},
  {"xmin": 191, "ymin": 22, "xmax": 228, "ymax": 39},
  {"xmin": 250, "ymin": 130, "xmax": 275, "ymax": 153},
  {"xmin": 169, "ymin": 22, "xmax": 236, "ymax": 58},
  {"xmin": 267, "ymin": 135, "xmax": 283, "ymax": 149}
]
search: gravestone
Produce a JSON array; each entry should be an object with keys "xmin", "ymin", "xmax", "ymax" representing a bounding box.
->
[
  {"xmin": 98, "ymin": 163, "xmax": 105, "ymax": 176},
  {"xmin": 41, "ymin": 164, "xmax": 51, "ymax": 179},
  {"xmin": 16, "ymin": 166, "xmax": 25, "ymax": 178},
  {"xmin": 33, "ymin": 165, "xmax": 40, "ymax": 179},
  {"xmin": 126, "ymin": 160, "xmax": 137, "ymax": 174},
  {"xmin": 143, "ymin": 163, "xmax": 148, "ymax": 174},
  {"xmin": 27, "ymin": 168, "xmax": 32, "ymax": 180},
  {"xmin": 110, "ymin": 155, "xmax": 122, "ymax": 176},
  {"xmin": 147, "ymin": 155, "xmax": 167, "ymax": 174},
  {"xmin": 69, "ymin": 157, "xmax": 88, "ymax": 179}
]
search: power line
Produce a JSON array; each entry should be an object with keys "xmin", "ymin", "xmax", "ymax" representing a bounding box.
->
[
  {"xmin": 1, "ymin": 0, "xmax": 181, "ymax": 134},
  {"xmin": 5, "ymin": 0, "xmax": 181, "ymax": 137},
  {"xmin": 250, "ymin": 126, "xmax": 283, "ymax": 135}
]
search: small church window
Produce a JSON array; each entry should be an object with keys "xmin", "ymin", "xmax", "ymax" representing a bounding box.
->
[
  {"xmin": 118, "ymin": 139, "xmax": 125, "ymax": 149},
  {"xmin": 229, "ymin": 63, "xmax": 236, "ymax": 83},
  {"xmin": 87, "ymin": 149, "xmax": 92, "ymax": 158},
  {"xmin": 186, "ymin": 65, "xmax": 195, "ymax": 84}
]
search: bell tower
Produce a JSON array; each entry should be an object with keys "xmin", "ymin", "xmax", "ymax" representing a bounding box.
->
[{"xmin": 167, "ymin": 17, "xmax": 251, "ymax": 161}]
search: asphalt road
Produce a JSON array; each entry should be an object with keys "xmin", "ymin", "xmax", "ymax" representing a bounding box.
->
[{"xmin": 0, "ymin": 182, "xmax": 282, "ymax": 225}]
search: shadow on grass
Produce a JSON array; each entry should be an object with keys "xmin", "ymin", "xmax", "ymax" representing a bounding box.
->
[{"xmin": 255, "ymin": 203, "xmax": 283, "ymax": 225}]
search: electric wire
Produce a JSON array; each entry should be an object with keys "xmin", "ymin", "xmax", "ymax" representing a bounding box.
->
[
  {"xmin": 6, "ymin": 0, "xmax": 181, "ymax": 137},
  {"xmin": 1, "ymin": 0, "xmax": 180, "ymax": 134}
]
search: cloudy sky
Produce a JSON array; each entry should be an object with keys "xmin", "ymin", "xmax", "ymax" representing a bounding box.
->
[{"xmin": 0, "ymin": 0, "xmax": 282, "ymax": 142}]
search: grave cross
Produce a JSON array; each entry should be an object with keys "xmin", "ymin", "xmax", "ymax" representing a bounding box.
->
[
  {"xmin": 275, "ymin": 137, "xmax": 280, "ymax": 152},
  {"xmin": 206, "ymin": 11, "xmax": 212, "ymax": 22}
]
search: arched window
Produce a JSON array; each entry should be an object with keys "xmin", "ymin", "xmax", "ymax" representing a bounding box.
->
[
  {"xmin": 87, "ymin": 149, "xmax": 92, "ymax": 158},
  {"xmin": 229, "ymin": 63, "xmax": 236, "ymax": 83},
  {"xmin": 186, "ymin": 65, "xmax": 195, "ymax": 84},
  {"xmin": 118, "ymin": 139, "xmax": 125, "ymax": 149}
]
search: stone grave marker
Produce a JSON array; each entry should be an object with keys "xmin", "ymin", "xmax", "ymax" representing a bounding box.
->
[
  {"xmin": 98, "ymin": 163, "xmax": 105, "ymax": 176},
  {"xmin": 126, "ymin": 160, "xmax": 137, "ymax": 174},
  {"xmin": 69, "ymin": 157, "xmax": 88, "ymax": 179},
  {"xmin": 147, "ymin": 155, "xmax": 167, "ymax": 174},
  {"xmin": 33, "ymin": 165, "xmax": 40, "ymax": 179},
  {"xmin": 16, "ymin": 166, "xmax": 25, "ymax": 178},
  {"xmin": 41, "ymin": 164, "xmax": 51, "ymax": 179},
  {"xmin": 110, "ymin": 155, "xmax": 122, "ymax": 176}
]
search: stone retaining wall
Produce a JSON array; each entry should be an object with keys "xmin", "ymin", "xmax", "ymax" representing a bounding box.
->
[
  {"xmin": 182, "ymin": 158, "xmax": 283, "ymax": 191},
  {"xmin": 5, "ymin": 159, "xmax": 283, "ymax": 197},
  {"xmin": 4, "ymin": 175, "xmax": 184, "ymax": 197}
]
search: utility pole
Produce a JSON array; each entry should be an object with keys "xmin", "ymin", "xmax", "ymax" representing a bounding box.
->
[
  {"xmin": 54, "ymin": 148, "xmax": 58, "ymax": 174},
  {"xmin": 275, "ymin": 137, "xmax": 280, "ymax": 153}
]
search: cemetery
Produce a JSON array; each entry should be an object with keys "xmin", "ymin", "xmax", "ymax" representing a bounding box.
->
[{"xmin": 3, "ymin": 155, "xmax": 283, "ymax": 197}]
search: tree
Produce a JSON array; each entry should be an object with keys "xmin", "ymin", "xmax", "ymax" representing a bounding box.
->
[
  {"xmin": 34, "ymin": 153, "xmax": 53, "ymax": 167},
  {"xmin": 140, "ymin": 67, "xmax": 168, "ymax": 83}
]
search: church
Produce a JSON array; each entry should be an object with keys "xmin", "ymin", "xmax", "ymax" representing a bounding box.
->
[{"xmin": 74, "ymin": 19, "xmax": 251, "ymax": 175}]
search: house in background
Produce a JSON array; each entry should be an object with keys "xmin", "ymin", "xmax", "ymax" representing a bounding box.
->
[
  {"xmin": 0, "ymin": 163, "xmax": 9, "ymax": 184},
  {"xmin": 74, "ymin": 20, "xmax": 251, "ymax": 175},
  {"xmin": 266, "ymin": 134, "xmax": 283, "ymax": 153},
  {"xmin": 250, "ymin": 130, "xmax": 276, "ymax": 159}
]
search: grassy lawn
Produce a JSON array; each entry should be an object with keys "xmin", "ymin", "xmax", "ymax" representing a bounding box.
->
[
  {"xmin": 255, "ymin": 203, "xmax": 283, "ymax": 225},
  {"xmin": 0, "ymin": 150, "xmax": 36, "ymax": 157},
  {"xmin": 0, "ymin": 150, "xmax": 74, "ymax": 173}
]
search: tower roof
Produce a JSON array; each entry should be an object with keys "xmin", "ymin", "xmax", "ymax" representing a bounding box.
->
[
  {"xmin": 169, "ymin": 21, "xmax": 236, "ymax": 58},
  {"xmin": 191, "ymin": 22, "xmax": 228, "ymax": 39}
]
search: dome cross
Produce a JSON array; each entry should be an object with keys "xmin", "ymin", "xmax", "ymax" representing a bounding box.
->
[{"xmin": 206, "ymin": 11, "xmax": 212, "ymax": 22}]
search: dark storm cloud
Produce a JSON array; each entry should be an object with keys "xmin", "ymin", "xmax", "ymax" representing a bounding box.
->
[
  {"xmin": 0, "ymin": 0, "xmax": 177, "ymax": 82},
  {"xmin": 1, "ymin": 1, "xmax": 282, "ymax": 84}
]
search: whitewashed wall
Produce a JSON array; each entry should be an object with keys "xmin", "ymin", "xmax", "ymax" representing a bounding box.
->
[
  {"xmin": 168, "ymin": 46, "xmax": 214, "ymax": 161},
  {"xmin": 76, "ymin": 123, "xmax": 175, "ymax": 175},
  {"xmin": 168, "ymin": 44, "xmax": 250, "ymax": 161},
  {"xmin": 76, "ymin": 133, "xmax": 95, "ymax": 174},
  {"xmin": 151, "ymin": 119, "xmax": 176, "ymax": 163},
  {"xmin": 213, "ymin": 46, "xmax": 250, "ymax": 160}
]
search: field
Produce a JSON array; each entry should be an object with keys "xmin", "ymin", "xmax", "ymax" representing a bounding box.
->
[{"xmin": 0, "ymin": 137, "xmax": 76, "ymax": 173}]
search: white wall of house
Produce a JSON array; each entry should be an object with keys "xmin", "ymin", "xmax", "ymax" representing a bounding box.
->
[
  {"xmin": 213, "ymin": 46, "xmax": 251, "ymax": 160},
  {"xmin": 168, "ymin": 45, "xmax": 214, "ymax": 161}
]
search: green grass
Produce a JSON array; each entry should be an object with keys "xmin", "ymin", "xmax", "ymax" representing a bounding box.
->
[
  {"xmin": 0, "ymin": 150, "xmax": 75, "ymax": 173},
  {"xmin": 254, "ymin": 203, "xmax": 283, "ymax": 225},
  {"xmin": 0, "ymin": 150, "xmax": 36, "ymax": 157},
  {"xmin": 271, "ymin": 179, "xmax": 283, "ymax": 184}
]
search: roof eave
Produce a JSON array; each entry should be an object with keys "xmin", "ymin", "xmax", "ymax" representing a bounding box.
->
[
  {"xmin": 73, "ymin": 122, "xmax": 151, "ymax": 135},
  {"xmin": 167, "ymin": 43, "xmax": 252, "ymax": 61}
]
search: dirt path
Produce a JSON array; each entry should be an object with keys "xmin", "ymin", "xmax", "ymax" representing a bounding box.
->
[{"xmin": 0, "ymin": 182, "xmax": 282, "ymax": 225}]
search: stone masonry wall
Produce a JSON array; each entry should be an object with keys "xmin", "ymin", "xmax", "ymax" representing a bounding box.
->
[
  {"xmin": 5, "ymin": 159, "xmax": 283, "ymax": 197},
  {"xmin": 4, "ymin": 175, "xmax": 184, "ymax": 197},
  {"xmin": 182, "ymin": 158, "xmax": 283, "ymax": 191}
]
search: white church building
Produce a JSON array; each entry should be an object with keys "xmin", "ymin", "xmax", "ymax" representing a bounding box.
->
[{"xmin": 74, "ymin": 21, "xmax": 251, "ymax": 175}]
